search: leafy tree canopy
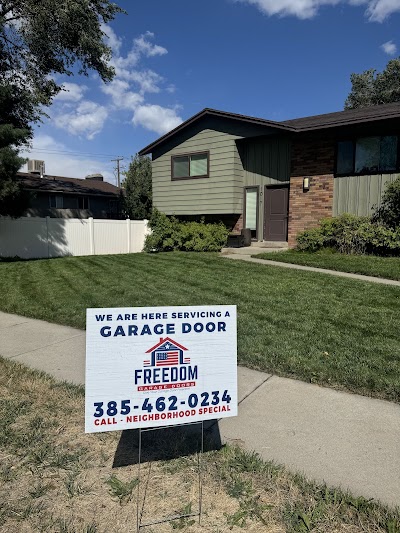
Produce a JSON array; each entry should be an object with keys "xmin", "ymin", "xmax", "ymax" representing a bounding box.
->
[
  {"xmin": 0, "ymin": 0, "xmax": 124, "ymax": 216},
  {"xmin": 122, "ymin": 154, "xmax": 152, "ymax": 220},
  {"xmin": 345, "ymin": 58, "xmax": 400, "ymax": 109}
]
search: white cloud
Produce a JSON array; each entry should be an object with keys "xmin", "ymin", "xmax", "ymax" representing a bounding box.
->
[
  {"xmin": 126, "ymin": 69, "xmax": 163, "ymax": 94},
  {"xmin": 50, "ymin": 29, "xmax": 179, "ymax": 140},
  {"xmin": 101, "ymin": 79, "xmax": 144, "ymax": 110},
  {"xmin": 132, "ymin": 105, "xmax": 183, "ymax": 135},
  {"xmin": 101, "ymin": 23, "xmax": 122, "ymax": 54},
  {"xmin": 366, "ymin": 0, "xmax": 400, "ymax": 21},
  {"xmin": 20, "ymin": 134, "xmax": 115, "ymax": 183},
  {"xmin": 236, "ymin": 0, "xmax": 400, "ymax": 20},
  {"xmin": 235, "ymin": 0, "xmax": 340, "ymax": 19},
  {"xmin": 111, "ymin": 31, "xmax": 168, "ymax": 73},
  {"xmin": 133, "ymin": 31, "xmax": 168, "ymax": 57},
  {"xmin": 53, "ymin": 100, "xmax": 108, "ymax": 140},
  {"xmin": 54, "ymin": 82, "xmax": 87, "ymax": 102},
  {"xmin": 381, "ymin": 39, "xmax": 397, "ymax": 55}
]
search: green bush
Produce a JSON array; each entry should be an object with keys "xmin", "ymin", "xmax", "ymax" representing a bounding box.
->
[
  {"xmin": 373, "ymin": 175, "xmax": 400, "ymax": 229},
  {"xmin": 296, "ymin": 213, "xmax": 400, "ymax": 256},
  {"xmin": 144, "ymin": 210, "xmax": 229, "ymax": 253}
]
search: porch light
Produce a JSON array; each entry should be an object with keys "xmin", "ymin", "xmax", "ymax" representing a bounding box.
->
[{"xmin": 303, "ymin": 177, "xmax": 310, "ymax": 191}]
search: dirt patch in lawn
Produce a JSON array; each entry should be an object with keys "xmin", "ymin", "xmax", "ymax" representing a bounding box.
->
[{"xmin": 1, "ymin": 357, "xmax": 399, "ymax": 532}]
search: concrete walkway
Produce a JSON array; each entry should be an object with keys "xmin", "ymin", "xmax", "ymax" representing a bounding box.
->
[
  {"xmin": 1, "ymin": 310, "xmax": 399, "ymax": 508},
  {"xmin": 221, "ymin": 252, "xmax": 400, "ymax": 287}
]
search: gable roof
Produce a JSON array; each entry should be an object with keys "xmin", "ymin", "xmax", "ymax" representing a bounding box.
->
[
  {"xmin": 139, "ymin": 107, "xmax": 296, "ymax": 155},
  {"xmin": 145, "ymin": 337, "xmax": 188, "ymax": 353},
  {"xmin": 17, "ymin": 173, "xmax": 121, "ymax": 197},
  {"xmin": 139, "ymin": 103, "xmax": 400, "ymax": 156}
]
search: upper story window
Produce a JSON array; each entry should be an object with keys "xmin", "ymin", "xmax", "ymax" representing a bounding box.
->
[
  {"xmin": 171, "ymin": 151, "xmax": 209, "ymax": 180},
  {"xmin": 49, "ymin": 194, "xmax": 63, "ymax": 209},
  {"xmin": 336, "ymin": 135, "xmax": 398, "ymax": 176}
]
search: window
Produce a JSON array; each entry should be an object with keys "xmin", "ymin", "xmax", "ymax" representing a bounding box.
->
[
  {"xmin": 49, "ymin": 195, "xmax": 63, "ymax": 209},
  {"xmin": 78, "ymin": 196, "xmax": 89, "ymax": 209},
  {"xmin": 244, "ymin": 187, "xmax": 258, "ymax": 240},
  {"xmin": 171, "ymin": 152, "xmax": 209, "ymax": 180},
  {"xmin": 337, "ymin": 136, "xmax": 398, "ymax": 176}
]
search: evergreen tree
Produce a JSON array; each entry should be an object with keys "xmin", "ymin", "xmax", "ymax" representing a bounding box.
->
[{"xmin": 123, "ymin": 154, "xmax": 152, "ymax": 220}]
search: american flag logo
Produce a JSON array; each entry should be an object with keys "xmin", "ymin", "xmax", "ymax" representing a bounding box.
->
[
  {"xmin": 156, "ymin": 350, "xmax": 179, "ymax": 366},
  {"xmin": 144, "ymin": 338, "xmax": 190, "ymax": 368}
]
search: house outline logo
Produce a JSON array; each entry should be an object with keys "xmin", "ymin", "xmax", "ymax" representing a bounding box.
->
[{"xmin": 144, "ymin": 337, "xmax": 190, "ymax": 368}]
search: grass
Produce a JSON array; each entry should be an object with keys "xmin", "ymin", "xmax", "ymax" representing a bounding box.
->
[
  {"xmin": 252, "ymin": 250, "xmax": 400, "ymax": 281},
  {"xmin": 0, "ymin": 252, "xmax": 400, "ymax": 403},
  {"xmin": 1, "ymin": 356, "xmax": 399, "ymax": 532}
]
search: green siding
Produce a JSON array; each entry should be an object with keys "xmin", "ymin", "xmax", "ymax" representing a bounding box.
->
[
  {"xmin": 152, "ymin": 128, "xmax": 244, "ymax": 215},
  {"xmin": 242, "ymin": 138, "xmax": 291, "ymax": 187},
  {"xmin": 151, "ymin": 113, "xmax": 292, "ymax": 221},
  {"xmin": 240, "ymin": 138, "xmax": 291, "ymax": 234},
  {"xmin": 333, "ymin": 173, "xmax": 399, "ymax": 217}
]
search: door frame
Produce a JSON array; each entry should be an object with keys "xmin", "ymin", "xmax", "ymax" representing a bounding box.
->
[
  {"xmin": 243, "ymin": 186, "xmax": 260, "ymax": 241},
  {"xmin": 263, "ymin": 184, "xmax": 289, "ymax": 241}
]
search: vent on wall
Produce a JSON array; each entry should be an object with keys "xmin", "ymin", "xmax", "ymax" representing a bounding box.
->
[{"xmin": 27, "ymin": 160, "xmax": 45, "ymax": 175}]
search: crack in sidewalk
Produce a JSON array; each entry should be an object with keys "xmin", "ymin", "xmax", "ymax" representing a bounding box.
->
[{"xmin": 238, "ymin": 373, "xmax": 274, "ymax": 406}]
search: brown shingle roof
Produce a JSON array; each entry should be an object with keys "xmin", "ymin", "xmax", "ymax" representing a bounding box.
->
[
  {"xmin": 17, "ymin": 173, "xmax": 122, "ymax": 197},
  {"xmin": 139, "ymin": 103, "xmax": 400, "ymax": 155},
  {"xmin": 281, "ymin": 102, "xmax": 400, "ymax": 131}
]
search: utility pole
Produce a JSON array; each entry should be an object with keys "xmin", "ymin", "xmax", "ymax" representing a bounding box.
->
[{"xmin": 111, "ymin": 156, "xmax": 124, "ymax": 188}]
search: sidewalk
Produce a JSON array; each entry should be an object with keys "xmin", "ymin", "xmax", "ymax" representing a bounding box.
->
[
  {"xmin": 221, "ymin": 251, "xmax": 400, "ymax": 287},
  {"xmin": 1, "ymin": 310, "xmax": 399, "ymax": 508}
]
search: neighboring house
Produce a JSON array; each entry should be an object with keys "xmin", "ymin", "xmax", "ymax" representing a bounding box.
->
[
  {"xmin": 139, "ymin": 103, "xmax": 400, "ymax": 247},
  {"xmin": 17, "ymin": 171, "xmax": 123, "ymax": 219}
]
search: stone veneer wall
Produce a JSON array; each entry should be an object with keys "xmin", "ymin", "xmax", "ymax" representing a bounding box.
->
[{"xmin": 288, "ymin": 135, "xmax": 335, "ymax": 247}]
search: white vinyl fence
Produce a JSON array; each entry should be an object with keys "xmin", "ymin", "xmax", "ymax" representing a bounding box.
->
[{"xmin": 0, "ymin": 217, "xmax": 150, "ymax": 259}]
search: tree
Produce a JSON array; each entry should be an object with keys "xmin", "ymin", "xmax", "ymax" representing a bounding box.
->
[
  {"xmin": 0, "ymin": 0, "xmax": 124, "ymax": 215},
  {"xmin": 345, "ymin": 58, "xmax": 400, "ymax": 109},
  {"xmin": 0, "ymin": 85, "xmax": 31, "ymax": 216},
  {"xmin": 122, "ymin": 154, "xmax": 152, "ymax": 220}
]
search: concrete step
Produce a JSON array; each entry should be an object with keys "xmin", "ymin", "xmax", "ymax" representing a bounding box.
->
[
  {"xmin": 221, "ymin": 246, "xmax": 284, "ymax": 255},
  {"xmin": 251, "ymin": 241, "xmax": 288, "ymax": 249}
]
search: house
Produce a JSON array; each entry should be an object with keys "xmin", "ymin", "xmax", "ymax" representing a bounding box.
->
[
  {"xmin": 17, "ymin": 169, "xmax": 123, "ymax": 219},
  {"xmin": 139, "ymin": 103, "xmax": 400, "ymax": 247},
  {"xmin": 145, "ymin": 337, "xmax": 189, "ymax": 367}
]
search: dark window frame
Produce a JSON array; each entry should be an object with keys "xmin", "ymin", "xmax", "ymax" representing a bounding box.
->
[
  {"xmin": 171, "ymin": 150, "xmax": 210, "ymax": 181},
  {"xmin": 335, "ymin": 134, "xmax": 400, "ymax": 177}
]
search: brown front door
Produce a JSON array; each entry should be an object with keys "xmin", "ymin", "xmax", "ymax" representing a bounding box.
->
[{"xmin": 264, "ymin": 186, "xmax": 289, "ymax": 241}]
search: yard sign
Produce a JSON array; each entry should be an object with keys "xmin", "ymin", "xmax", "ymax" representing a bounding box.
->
[{"xmin": 85, "ymin": 305, "xmax": 237, "ymax": 433}]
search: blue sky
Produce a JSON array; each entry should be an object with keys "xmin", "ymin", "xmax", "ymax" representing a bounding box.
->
[{"xmin": 22, "ymin": 0, "xmax": 400, "ymax": 184}]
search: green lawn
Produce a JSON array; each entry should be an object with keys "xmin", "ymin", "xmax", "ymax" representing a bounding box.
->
[
  {"xmin": 252, "ymin": 250, "xmax": 400, "ymax": 281},
  {"xmin": 1, "ymin": 252, "xmax": 400, "ymax": 403}
]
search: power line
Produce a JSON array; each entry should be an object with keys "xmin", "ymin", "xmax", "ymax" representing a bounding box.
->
[{"xmin": 26, "ymin": 147, "xmax": 131, "ymax": 159}]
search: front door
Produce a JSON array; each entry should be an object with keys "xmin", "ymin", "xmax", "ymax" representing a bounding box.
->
[{"xmin": 264, "ymin": 186, "xmax": 289, "ymax": 241}]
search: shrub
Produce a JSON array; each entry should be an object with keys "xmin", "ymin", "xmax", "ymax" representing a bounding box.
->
[
  {"xmin": 296, "ymin": 213, "xmax": 400, "ymax": 256},
  {"xmin": 144, "ymin": 210, "xmax": 229, "ymax": 253},
  {"xmin": 373, "ymin": 175, "xmax": 400, "ymax": 229}
]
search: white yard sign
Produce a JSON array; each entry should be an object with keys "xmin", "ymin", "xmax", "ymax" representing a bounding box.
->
[{"xmin": 85, "ymin": 305, "xmax": 237, "ymax": 433}]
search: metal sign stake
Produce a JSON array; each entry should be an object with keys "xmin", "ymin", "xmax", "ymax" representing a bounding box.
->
[{"xmin": 136, "ymin": 421, "xmax": 204, "ymax": 531}]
